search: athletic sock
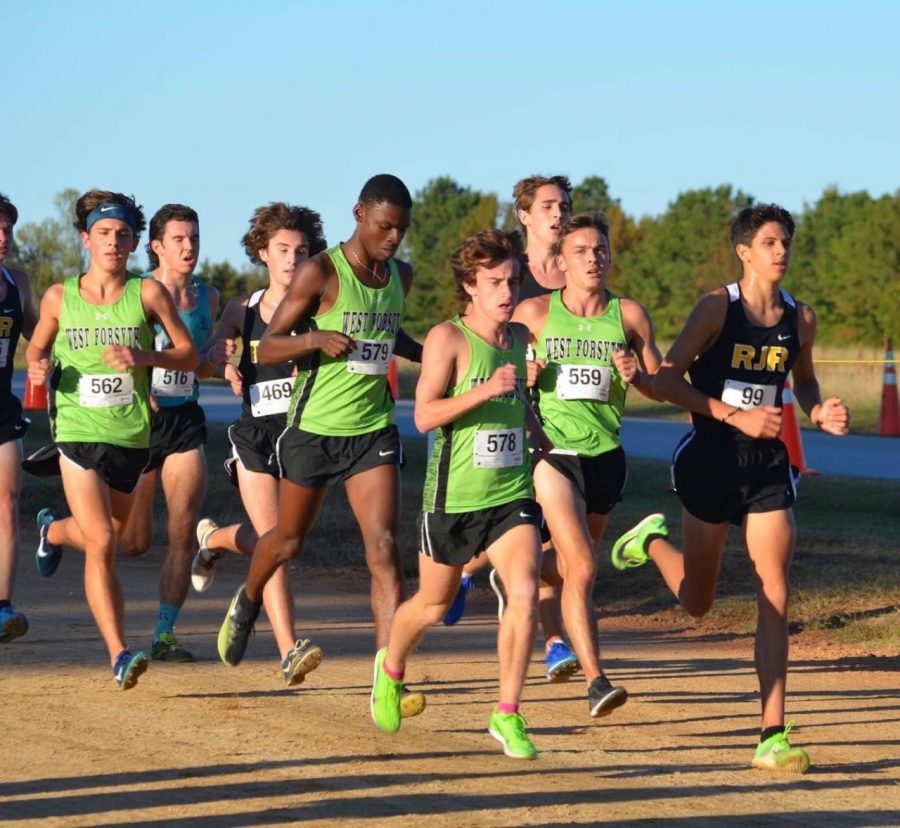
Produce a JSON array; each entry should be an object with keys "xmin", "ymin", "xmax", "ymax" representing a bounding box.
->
[
  {"xmin": 760, "ymin": 725, "xmax": 785, "ymax": 743},
  {"xmin": 382, "ymin": 660, "xmax": 404, "ymax": 681},
  {"xmin": 154, "ymin": 603, "xmax": 181, "ymax": 641},
  {"xmin": 497, "ymin": 702, "xmax": 519, "ymax": 714}
]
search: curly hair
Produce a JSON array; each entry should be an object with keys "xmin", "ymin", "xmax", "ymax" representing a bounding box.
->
[
  {"xmin": 451, "ymin": 229, "xmax": 524, "ymax": 302},
  {"xmin": 242, "ymin": 203, "xmax": 327, "ymax": 265}
]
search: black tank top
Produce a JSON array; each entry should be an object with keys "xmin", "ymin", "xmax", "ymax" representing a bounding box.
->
[
  {"xmin": 689, "ymin": 282, "xmax": 799, "ymax": 444},
  {"xmin": 0, "ymin": 267, "xmax": 23, "ymax": 408},
  {"xmin": 517, "ymin": 259, "xmax": 557, "ymax": 301},
  {"xmin": 238, "ymin": 289, "xmax": 295, "ymax": 428}
]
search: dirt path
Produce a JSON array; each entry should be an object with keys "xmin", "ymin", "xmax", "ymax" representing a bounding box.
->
[{"xmin": 2, "ymin": 551, "xmax": 898, "ymax": 827}]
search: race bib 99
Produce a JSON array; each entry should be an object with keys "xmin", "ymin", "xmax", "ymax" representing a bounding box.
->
[{"xmin": 721, "ymin": 378, "xmax": 777, "ymax": 410}]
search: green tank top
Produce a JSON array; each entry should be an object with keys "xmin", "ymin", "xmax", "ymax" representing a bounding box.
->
[
  {"xmin": 422, "ymin": 318, "xmax": 532, "ymax": 514},
  {"xmin": 51, "ymin": 274, "xmax": 153, "ymax": 447},
  {"xmin": 287, "ymin": 245, "xmax": 404, "ymax": 436},
  {"xmin": 534, "ymin": 290, "xmax": 628, "ymax": 456}
]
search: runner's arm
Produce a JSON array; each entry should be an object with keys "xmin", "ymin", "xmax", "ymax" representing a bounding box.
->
[
  {"xmin": 415, "ymin": 322, "xmax": 517, "ymax": 432},
  {"xmin": 615, "ymin": 299, "xmax": 664, "ymax": 401},
  {"xmin": 257, "ymin": 256, "xmax": 354, "ymax": 365},
  {"xmin": 13, "ymin": 270, "xmax": 38, "ymax": 342},
  {"xmin": 791, "ymin": 302, "xmax": 849, "ymax": 435},
  {"xmin": 25, "ymin": 284, "xmax": 62, "ymax": 385},
  {"xmin": 195, "ymin": 286, "xmax": 225, "ymax": 379}
]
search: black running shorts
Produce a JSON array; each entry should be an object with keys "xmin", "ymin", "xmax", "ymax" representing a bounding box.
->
[
  {"xmin": 540, "ymin": 446, "xmax": 627, "ymax": 516},
  {"xmin": 417, "ymin": 497, "xmax": 543, "ymax": 567},
  {"xmin": 225, "ymin": 416, "xmax": 284, "ymax": 481},
  {"xmin": 671, "ymin": 431, "xmax": 798, "ymax": 526},
  {"xmin": 276, "ymin": 423, "xmax": 402, "ymax": 489},
  {"xmin": 57, "ymin": 442, "xmax": 150, "ymax": 494},
  {"xmin": 146, "ymin": 401, "xmax": 207, "ymax": 471},
  {"xmin": 0, "ymin": 396, "xmax": 27, "ymax": 447}
]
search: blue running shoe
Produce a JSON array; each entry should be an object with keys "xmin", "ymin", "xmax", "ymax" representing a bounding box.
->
[
  {"xmin": 546, "ymin": 640, "xmax": 579, "ymax": 683},
  {"xmin": 0, "ymin": 605, "xmax": 28, "ymax": 643},
  {"xmin": 442, "ymin": 574, "xmax": 476, "ymax": 625},
  {"xmin": 113, "ymin": 650, "xmax": 148, "ymax": 690},
  {"xmin": 35, "ymin": 508, "xmax": 63, "ymax": 577}
]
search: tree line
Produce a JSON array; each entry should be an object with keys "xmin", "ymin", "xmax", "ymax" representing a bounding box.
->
[{"xmin": 10, "ymin": 181, "xmax": 898, "ymax": 346}]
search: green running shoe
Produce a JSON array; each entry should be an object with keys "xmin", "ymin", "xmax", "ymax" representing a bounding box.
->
[
  {"xmin": 751, "ymin": 722, "xmax": 810, "ymax": 774},
  {"xmin": 218, "ymin": 585, "xmax": 260, "ymax": 666},
  {"xmin": 152, "ymin": 631, "xmax": 195, "ymax": 662},
  {"xmin": 370, "ymin": 648, "xmax": 402, "ymax": 734},
  {"xmin": 488, "ymin": 710, "xmax": 538, "ymax": 760},
  {"xmin": 610, "ymin": 513, "xmax": 668, "ymax": 571}
]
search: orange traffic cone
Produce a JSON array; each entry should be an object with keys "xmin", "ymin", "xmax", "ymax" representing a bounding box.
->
[
  {"xmin": 878, "ymin": 339, "xmax": 899, "ymax": 436},
  {"xmin": 23, "ymin": 376, "xmax": 48, "ymax": 412},
  {"xmin": 387, "ymin": 358, "xmax": 399, "ymax": 400},
  {"xmin": 780, "ymin": 377, "xmax": 817, "ymax": 475}
]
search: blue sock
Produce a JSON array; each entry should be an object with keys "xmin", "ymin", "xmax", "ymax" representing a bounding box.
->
[{"xmin": 154, "ymin": 603, "xmax": 181, "ymax": 641}]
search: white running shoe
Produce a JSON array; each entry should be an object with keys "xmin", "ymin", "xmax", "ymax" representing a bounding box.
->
[{"xmin": 191, "ymin": 517, "xmax": 221, "ymax": 593}]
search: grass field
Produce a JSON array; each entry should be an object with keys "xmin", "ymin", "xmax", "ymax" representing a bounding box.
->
[{"xmin": 19, "ymin": 414, "xmax": 899, "ymax": 652}]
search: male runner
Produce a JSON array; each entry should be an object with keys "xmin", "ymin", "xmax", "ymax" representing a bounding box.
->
[
  {"xmin": 611, "ymin": 204, "xmax": 849, "ymax": 772},
  {"xmin": 119, "ymin": 204, "xmax": 225, "ymax": 662},
  {"xmin": 193, "ymin": 202, "xmax": 327, "ymax": 685},
  {"xmin": 515, "ymin": 211, "xmax": 663, "ymax": 716},
  {"xmin": 371, "ymin": 228, "xmax": 548, "ymax": 758},
  {"xmin": 216, "ymin": 174, "xmax": 418, "ymax": 673},
  {"xmin": 446, "ymin": 174, "xmax": 578, "ymax": 683},
  {"xmin": 0, "ymin": 193, "xmax": 38, "ymax": 642},
  {"xmin": 29, "ymin": 190, "xmax": 197, "ymax": 688}
]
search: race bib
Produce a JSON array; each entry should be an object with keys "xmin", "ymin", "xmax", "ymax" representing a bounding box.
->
[
  {"xmin": 556, "ymin": 364, "xmax": 612, "ymax": 401},
  {"xmin": 721, "ymin": 378, "xmax": 777, "ymax": 410},
  {"xmin": 347, "ymin": 339, "xmax": 393, "ymax": 375},
  {"xmin": 79, "ymin": 373, "xmax": 135, "ymax": 407},
  {"xmin": 151, "ymin": 367, "xmax": 195, "ymax": 397},
  {"xmin": 250, "ymin": 377, "xmax": 294, "ymax": 417},
  {"xmin": 474, "ymin": 428, "xmax": 523, "ymax": 469},
  {"xmin": 0, "ymin": 339, "xmax": 8, "ymax": 369}
]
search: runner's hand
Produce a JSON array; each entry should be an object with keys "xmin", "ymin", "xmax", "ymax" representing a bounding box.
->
[
  {"xmin": 207, "ymin": 337, "xmax": 236, "ymax": 365},
  {"xmin": 27, "ymin": 358, "xmax": 52, "ymax": 386},
  {"xmin": 731, "ymin": 405, "xmax": 782, "ymax": 439},
  {"xmin": 526, "ymin": 358, "xmax": 546, "ymax": 388},
  {"xmin": 102, "ymin": 345, "xmax": 140, "ymax": 371},
  {"xmin": 484, "ymin": 363, "xmax": 518, "ymax": 399},
  {"xmin": 612, "ymin": 348, "xmax": 639, "ymax": 384},
  {"xmin": 815, "ymin": 397, "xmax": 850, "ymax": 436},
  {"xmin": 313, "ymin": 331, "xmax": 355, "ymax": 358},
  {"xmin": 224, "ymin": 363, "xmax": 243, "ymax": 396}
]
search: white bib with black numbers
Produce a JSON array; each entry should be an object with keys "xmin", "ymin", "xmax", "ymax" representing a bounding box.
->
[
  {"xmin": 473, "ymin": 428, "xmax": 523, "ymax": 469},
  {"xmin": 556, "ymin": 363, "xmax": 612, "ymax": 402},
  {"xmin": 347, "ymin": 339, "xmax": 393, "ymax": 375},
  {"xmin": 151, "ymin": 367, "xmax": 195, "ymax": 397},
  {"xmin": 79, "ymin": 373, "xmax": 135, "ymax": 407},
  {"xmin": 721, "ymin": 378, "xmax": 777, "ymax": 410},
  {"xmin": 249, "ymin": 377, "xmax": 294, "ymax": 417}
]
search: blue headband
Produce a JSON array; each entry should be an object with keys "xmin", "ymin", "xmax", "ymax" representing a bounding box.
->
[{"xmin": 85, "ymin": 203, "xmax": 139, "ymax": 234}]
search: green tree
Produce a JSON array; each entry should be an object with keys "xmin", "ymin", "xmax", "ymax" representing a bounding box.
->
[
  {"xmin": 616, "ymin": 186, "xmax": 753, "ymax": 339},
  {"xmin": 195, "ymin": 259, "xmax": 266, "ymax": 302},
  {"xmin": 401, "ymin": 177, "xmax": 499, "ymax": 336},
  {"xmin": 12, "ymin": 188, "xmax": 84, "ymax": 296}
]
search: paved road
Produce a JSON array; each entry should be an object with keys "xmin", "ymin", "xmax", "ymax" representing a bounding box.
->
[{"xmin": 13, "ymin": 375, "xmax": 900, "ymax": 481}]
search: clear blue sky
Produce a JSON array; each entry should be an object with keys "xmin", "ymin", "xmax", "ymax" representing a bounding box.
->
[{"xmin": 5, "ymin": 1, "xmax": 899, "ymax": 268}]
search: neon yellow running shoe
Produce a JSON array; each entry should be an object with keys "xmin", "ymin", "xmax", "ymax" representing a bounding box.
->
[
  {"xmin": 751, "ymin": 723, "xmax": 810, "ymax": 774},
  {"xmin": 610, "ymin": 513, "xmax": 668, "ymax": 571},
  {"xmin": 370, "ymin": 648, "xmax": 402, "ymax": 734},
  {"xmin": 488, "ymin": 710, "xmax": 538, "ymax": 760}
]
